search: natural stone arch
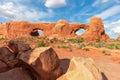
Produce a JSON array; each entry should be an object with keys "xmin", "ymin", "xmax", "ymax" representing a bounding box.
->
[
  {"xmin": 75, "ymin": 28, "xmax": 86, "ymax": 35},
  {"xmin": 30, "ymin": 28, "xmax": 44, "ymax": 36}
]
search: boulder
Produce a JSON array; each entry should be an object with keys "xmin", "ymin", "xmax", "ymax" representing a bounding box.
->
[
  {"xmin": 57, "ymin": 57, "xmax": 103, "ymax": 80},
  {"xmin": 0, "ymin": 68, "xmax": 32, "ymax": 80},
  {"xmin": 20, "ymin": 47, "xmax": 63, "ymax": 80}
]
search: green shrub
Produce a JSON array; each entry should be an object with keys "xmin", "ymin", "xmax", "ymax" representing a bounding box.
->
[
  {"xmin": 77, "ymin": 43, "xmax": 86, "ymax": 49},
  {"xmin": 106, "ymin": 44, "xmax": 115, "ymax": 49},
  {"xmin": 38, "ymin": 41, "xmax": 46, "ymax": 47},
  {"xmin": 95, "ymin": 43, "xmax": 102, "ymax": 48},
  {"xmin": 96, "ymin": 39, "xmax": 100, "ymax": 43},
  {"xmin": 86, "ymin": 42, "xmax": 95, "ymax": 46},
  {"xmin": 57, "ymin": 45, "xmax": 69, "ymax": 48},
  {"xmin": 68, "ymin": 37, "xmax": 84, "ymax": 43},
  {"xmin": 0, "ymin": 38, "xmax": 8, "ymax": 40},
  {"xmin": 115, "ymin": 44, "xmax": 120, "ymax": 49}
]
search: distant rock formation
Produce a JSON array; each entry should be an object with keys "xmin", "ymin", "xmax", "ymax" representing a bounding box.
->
[
  {"xmin": 81, "ymin": 17, "xmax": 110, "ymax": 41},
  {"xmin": 0, "ymin": 23, "xmax": 8, "ymax": 38},
  {"xmin": 117, "ymin": 35, "xmax": 120, "ymax": 40},
  {"xmin": 0, "ymin": 17, "xmax": 110, "ymax": 41}
]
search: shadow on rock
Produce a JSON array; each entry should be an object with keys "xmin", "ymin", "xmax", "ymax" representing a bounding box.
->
[
  {"xmin": 101, "ymin": 72, "xmax": 108, "ymax": 80},
  {"xmin": 60, "ymin": 58, "xmax": 70, "ymax": 74}
]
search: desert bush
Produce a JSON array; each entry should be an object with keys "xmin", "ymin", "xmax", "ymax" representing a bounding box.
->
[
  {"xmin": 0, "ymin": 38, "xmax": 8, "ymax": 40},
  {"xmin": 38, "ymin": 41, "xmax": 46, "ymax": 47},
  {"xmin": 77, "ymin": 43, "xmax": 86, "ymax": 49},
  {"xmin": 106, "ymin": 44, "xmax": 116, "ymax": 49},
  {"xmin": 102, "ymin": 50, "xmax": 105, "ymax": 53},
  {"xmin": 115, "ymin": 44, "xmax": 120, "ymax": 49},
  {"xmin": 95, "ymin": 43, "xmax": 102, "ymax": 48},
  {"xmin": 96, "ymin": 39, "xmax": 100, "ymax": 43},
  {"xmin": 86, "ymin": 42, "xmax": 95, "ymax": 46},
  {"xmin": 68, "ymin": 37, "xmax": 84, "ymax": 43},
  {"xmin": 57, "ymin": 45, "xmax": 69, "ymax": 48},
  {"xmin": 102, "ymin": 50, "xmax": 111, "ymax": 56},
  {"xmin": 83, "ymin": 47, "xmax": 89, "ymax": 51}
]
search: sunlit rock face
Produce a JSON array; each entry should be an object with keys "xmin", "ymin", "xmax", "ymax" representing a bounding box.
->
[
  {"xmin": 0, "ymin": 17, "xmax": 110, "ymax": 41},
  {"xmin": 81, "ymin": 17, "xmax": 110, "ymax": 41},
  {"xmin": 57, "ymin": 57, "xmax": 103, "ymax": 80},
  {"xmin": 117, "ymin": 35, "xmax": 120, "ymax": 40}
]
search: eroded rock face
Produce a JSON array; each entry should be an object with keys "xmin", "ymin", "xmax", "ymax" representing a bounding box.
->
[
  {"xmin": 6, "ymin": 21, "xmax": 55, "ymax": 38},
  {"xmin": 0, "ymin": 23, "xmax": 8, "ymax": 38},
  {"xmin": 57, "ymin": 57, "xmax": 103, "ymax": 80},
  {"xmin": 117, "ymin": 35, "xmax": 120, "ymax": 40},
  {"xmin": 82, "ymin": 17, "xmax": 110, "ymax": 41},
  {"xmin": 20, "ymin": 47, "xmax": 63, "ymax": 80},
  {"xmin": 0, "ymin": 17, "xmax": 109, "ymax": 41}
]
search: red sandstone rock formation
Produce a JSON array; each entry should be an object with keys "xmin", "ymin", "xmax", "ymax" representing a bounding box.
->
[
  {"xmin": 82, "ymin": 17, "xmax": 110, "ymax": 41},
  {"xmin": 117, "ymin": 35, "xmax": 120, "ymax": 40},
  {"xmin": 0, "ymin": 17, "xmax": 110, "ymax": 41},
  {"xmin": 6, "ymin": 21, "xmax": 55, "ymax": 38},
  {"xmin": 0, "ymin": 23, "xmax": 8, "ymax": 38}
]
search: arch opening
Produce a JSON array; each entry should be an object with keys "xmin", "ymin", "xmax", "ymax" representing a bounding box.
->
[
  {"xmin": 76, "ymin": 29, "xmax": 86, "ymax": 35},
  {"xmin": 30, "ymin": 28, "xmax": 43, "ymax": 36}
]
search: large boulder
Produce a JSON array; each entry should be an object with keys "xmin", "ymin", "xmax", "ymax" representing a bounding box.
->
[
  {"xmin": 20, "ymin": 47, "xmax": 63, "ymax": 80},
  {"xmin": 0, "ymin": 68, "xmax": 32, "ymax": 80},
  {"xmin": 57, "ymin": 57, "xmax": 103, "ymax": 80}
]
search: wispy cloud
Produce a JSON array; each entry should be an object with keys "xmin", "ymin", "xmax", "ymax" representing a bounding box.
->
[
  {"xmin": 92, "ymin": 0, "xmax": 109, "ymax": 6},
  {"xmin": 105, "ymin": 20, "xmax": 120, "ymax": 38},
  {"xmin": 0, "ymin": 1, "xmax": 54, "ymax": 22},
  {"xmin": 95, "ymin": 5, "xmax": 120, "ymax": 20},
  {"xmin": 45, "ymin": 0, "xmax": 67, "ymax": 8}
]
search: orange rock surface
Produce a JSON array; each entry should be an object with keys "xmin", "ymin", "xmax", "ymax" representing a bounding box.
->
[
  {"xmin": 117, "ymin": 35, "xmax": 120, "ymax": 40},
  {"xmin": 0, "ymin": 17, "xmax": 110, "ymax": 41},
  {"xmin": 82, "ymin": 17, "xmax": 110, "ymax": 41}
]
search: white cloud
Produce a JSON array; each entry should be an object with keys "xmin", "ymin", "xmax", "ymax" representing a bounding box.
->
[
  {"xmin": 0, "ymin": 2, "xmax": 54, "ymax": 22},
  {"xmin": 45, "ymin": 0, "xmax": 66, "ymax": 8},
  {"xmin": 102, "ymin": 0, "xmax": 109, "ymax": 3},
  {"xmin": 0, "ymin": 2, "xmax": 15, "ymax": 19},
  {"xmin": 92, "ymin": 0, "xmax": 109, "ymax": 6},
  {"xmin": 104, "ymin": 20, "xmax": 120, "ymax": 39},
  {"xmin": 95, "ymin": 5, "xmax": 120, "ymax": 20}
]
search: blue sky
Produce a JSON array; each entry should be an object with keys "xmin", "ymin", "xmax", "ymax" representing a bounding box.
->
[{"xmin": 0, "ymin": 0, "xmax": 120, "ymax": 39}]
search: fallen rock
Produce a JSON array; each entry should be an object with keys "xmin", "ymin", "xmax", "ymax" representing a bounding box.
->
[
  {"xmin": 0, "ymin": 68, "xmax": 32, "ymax": 80},
  {"xmin": 20, "ymin": 47, "xmax": 63, "ymax": 80},
  {"xmin": 57, "ymin": 57, "xmax": 103, "ymax": 80}
]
